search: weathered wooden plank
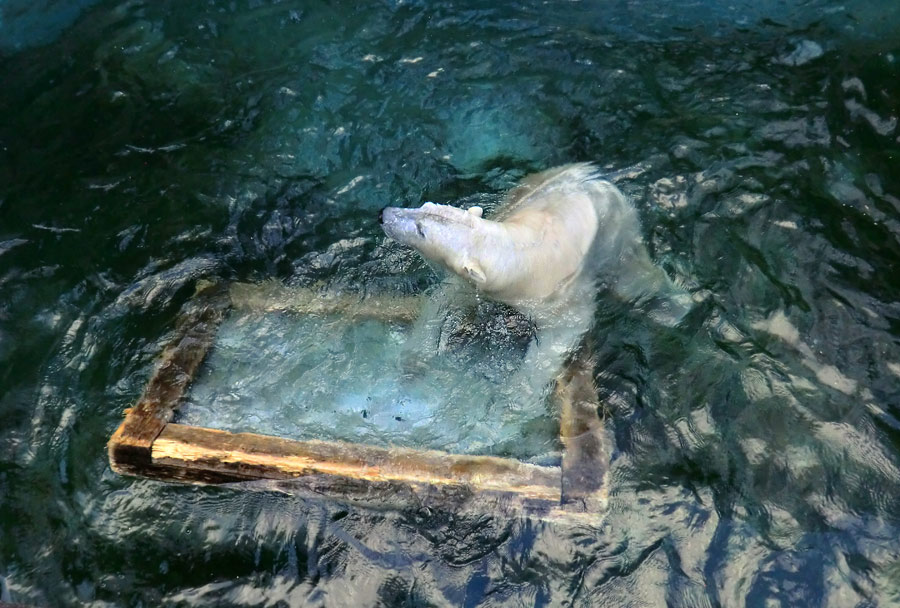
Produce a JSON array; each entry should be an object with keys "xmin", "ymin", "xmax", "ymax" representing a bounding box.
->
[
  {"xmin": 108, "ymin": 282, "xmax": 230, "ymax": 475},
  {"xmin": 151, "ymin": 424, "xmax": 563, "ymax": 503},
  {"xmin": 554, "ymin": 345, "xmax": 610, "ymax": 511},
  {"xmin": 108, "ymin": 280, "xmax": 613, "ymax": 517},
  {"xmin": 228, "ymin": 281, "xmax": 421, "ymax": 324}
]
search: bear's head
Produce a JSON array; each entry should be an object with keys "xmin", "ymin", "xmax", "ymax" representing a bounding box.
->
[{"xmin": 380, "ymin": 202, "xmax": 490, "ymax": 286}]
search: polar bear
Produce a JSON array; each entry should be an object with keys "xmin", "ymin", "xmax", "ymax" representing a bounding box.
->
[{"xmin": 380, "ymin": 163, "xmax": 691, "ymax": 403}]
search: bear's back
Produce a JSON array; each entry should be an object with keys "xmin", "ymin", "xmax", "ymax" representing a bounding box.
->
[{"xmin": 495, "ymin": 163, "xmax": 605, "ymax": 216}]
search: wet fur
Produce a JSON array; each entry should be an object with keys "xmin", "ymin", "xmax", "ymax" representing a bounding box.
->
[{"xmin": 382, "ymin": 163, "xmax": 690, "ymax": 403}]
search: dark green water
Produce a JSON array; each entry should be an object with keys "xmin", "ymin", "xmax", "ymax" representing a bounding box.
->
[{"xmin": 2, "ymin": 0, "xmax": 900, "ymax": 605}]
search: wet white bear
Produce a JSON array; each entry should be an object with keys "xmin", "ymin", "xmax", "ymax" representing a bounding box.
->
[{"xmin": 380, "ymin": 163, "xmax": 691, "ymax": 403}]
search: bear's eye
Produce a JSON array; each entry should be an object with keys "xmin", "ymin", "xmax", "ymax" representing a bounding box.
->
[{"xmin": 415, "ymin": 222, "xmax": 426, "ymax": 238}]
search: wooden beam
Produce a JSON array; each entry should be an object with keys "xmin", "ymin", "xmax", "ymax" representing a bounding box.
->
[
  {"xmin": 151, "ymin": 424, "xmax": 562, "ymax": 503},
  {"xmin": 108, "ymin": 280, "xmax": 612, "ymax": 517},
  {"xmin": 228, "ymin": 282, "xmax": 421, "ymax": 324},
  {"xmin": 108, "ymin": 282, "xmax": 229, "ymax": 476},
  {"xmin": 555, "ymin": 345, "xmax": 610, "ymax": 511}
]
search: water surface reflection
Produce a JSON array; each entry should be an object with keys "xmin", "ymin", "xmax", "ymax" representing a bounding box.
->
[{"xmin": 1, "ymin": 0, "xmax": 899, "ymax": 605}]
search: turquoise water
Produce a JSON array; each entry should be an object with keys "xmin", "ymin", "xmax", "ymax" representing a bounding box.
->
[
  {"xmin": 2, "ymin": 0, "xmax": 900, "ymax": 605},
  {"xmin": 177, "ymin": 308, "xmax": 558, "ymax": 461}
]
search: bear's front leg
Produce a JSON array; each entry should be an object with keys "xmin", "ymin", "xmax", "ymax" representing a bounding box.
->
[{"xmin": 504, "ymin": 297, "xmax": 596, "ymax": 410}]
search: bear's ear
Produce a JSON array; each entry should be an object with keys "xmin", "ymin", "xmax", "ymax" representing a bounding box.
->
[
  {"xmin": 467, "ymin": 206, "xmax": 483, "ymax": 218},
  {"xmin": 463, "ymin": 260, "xmax": 487, "ymax": 284}
]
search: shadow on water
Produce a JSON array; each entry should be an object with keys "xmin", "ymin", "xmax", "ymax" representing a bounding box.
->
[{"xmin": 1, "ymin": 0, "xmax": 900, "ymax": 605}]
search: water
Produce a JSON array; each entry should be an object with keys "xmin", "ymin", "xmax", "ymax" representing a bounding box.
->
[
  {"xmin": 177, "ymin": 305, "xmax": 558, "ymax": 461},
  {"xmin": 1, "ymin": 0, "xmax": 899, "ymax": 605}
]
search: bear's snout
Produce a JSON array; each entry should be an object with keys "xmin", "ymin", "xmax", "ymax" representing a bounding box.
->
[{"xmin": 380, "ymin": 207, "xmax": 421, "ymax": 246}]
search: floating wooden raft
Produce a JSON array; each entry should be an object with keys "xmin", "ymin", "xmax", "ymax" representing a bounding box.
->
[{"xmin": 108, "ymin": 282, "xmax": 609, "ymax": 520}]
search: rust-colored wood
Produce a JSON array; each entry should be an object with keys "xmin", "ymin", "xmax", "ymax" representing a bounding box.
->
[{"xmin": 108, "ymin": 282, "xmax": 229, "ymax": 476}]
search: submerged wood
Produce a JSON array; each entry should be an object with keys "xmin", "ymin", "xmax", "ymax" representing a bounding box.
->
[
  {"xmin": 555, "ymin": 342, "xmax": 609, "ymax": 511},
  {"xmin": 109, "ymin": 280, "xmax": 611, "ymax": 516},
  {"xmin": 228, "ymin": 281, "xmax": 421, "ymax": 323},
  {"xmin": 108, "ymin": 282, "xmax": 229, "ymax": 477}
]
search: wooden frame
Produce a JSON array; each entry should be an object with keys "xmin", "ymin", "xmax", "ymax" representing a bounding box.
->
[{"xmin": 108, "ymin": 282, "xmax": 609, "ymax": 519}]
